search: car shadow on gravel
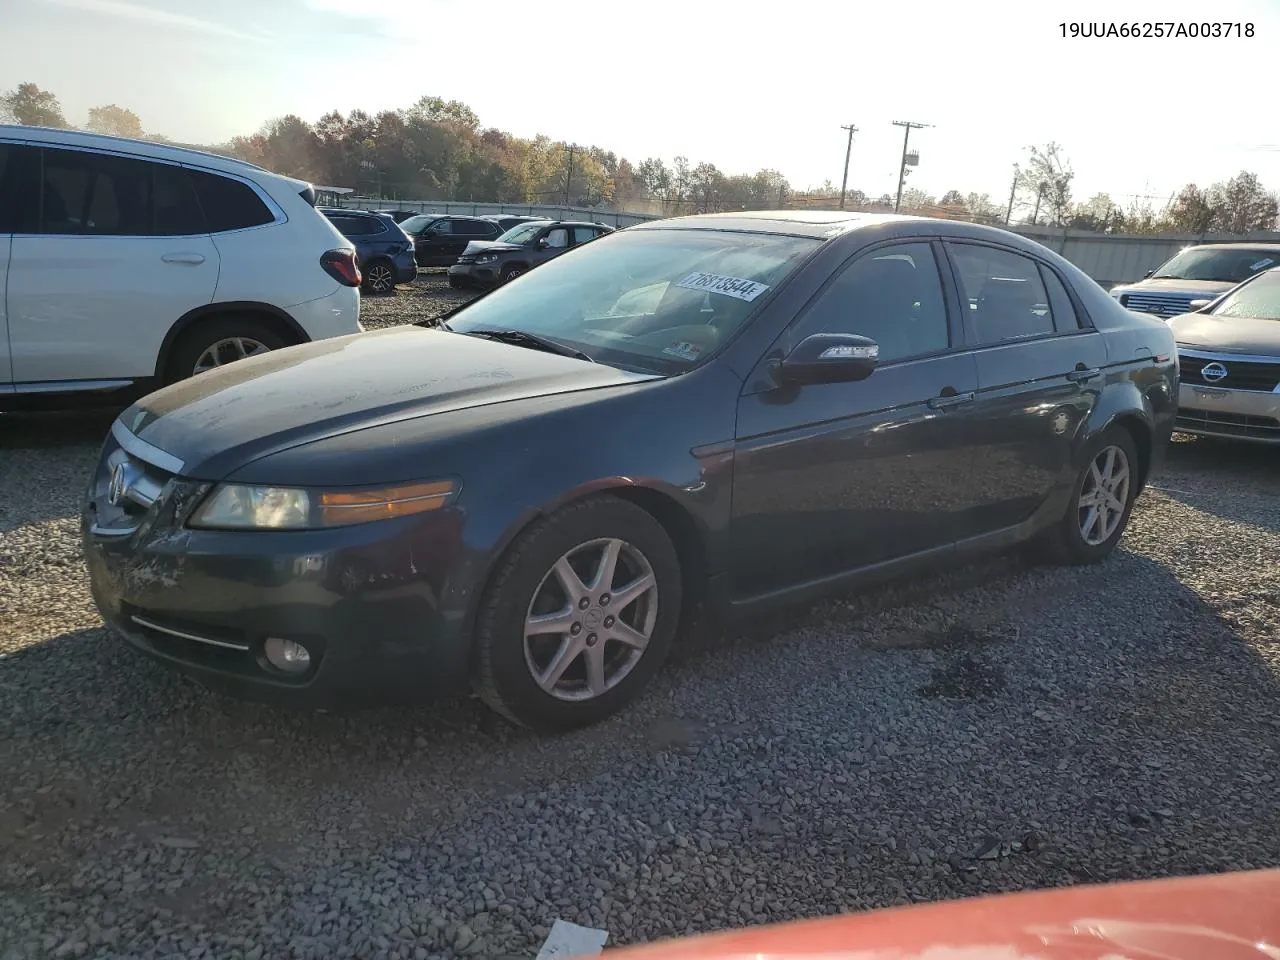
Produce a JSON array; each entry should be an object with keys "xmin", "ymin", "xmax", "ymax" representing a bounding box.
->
[{"xmin": 1157, "ymin": 436, "xmax": 1280, "ymax": 532}]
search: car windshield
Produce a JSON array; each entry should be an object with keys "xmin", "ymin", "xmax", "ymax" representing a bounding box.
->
[
  {"xmin": 1211, "ymin": 270, "xmax": 1280, "ymax": 320},
  {"xmin": 399, "ymin": 214, "xmax": 439, "ymax": 235},
  {"xmin": 1151, "ymin": 247, "xmax": 1280, "ymax": 283},
  {"xmin": 497, "ymin": 222, "xmax": 549, "ymax": 244},
  {"xmin": 446, "ymin": 228, "xmax": 820, "ymax": 374}
]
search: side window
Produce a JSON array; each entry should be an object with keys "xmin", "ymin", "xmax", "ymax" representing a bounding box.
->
[
  {"xmin": 572, "ymin": 226, "xmax": 596, "ymax": 245},
  {"xmin": 187, "ymin": 169, "xmax": 275, "ymax": 233},
  {"xmin": 546, "ymin": 227, "xmax": 569, "ymax": 248},
  {"xmin": 947, "ymin": 243, "xmax": 1054, "ymax": 345},
  {"xmin": 0, "ymin": 144, "xmax": 41, "ymax": 233},
  {"xmin": 1039, "ymin": 264, "xmax": 1081, "ymax": 331},
  {"xmin": 325, "ymin": 215, "xmax": 356, "ymax": 237},
  {"xmin": 430, "ymin": 219, "xmax": 454, "ymax": 235},
  {"xmin": 152, "ymin": 163, "xmax": 206, "ymax": 235},
  {"xmin": 40, "ymin": 148, "xmax": 151, "ymax": 236},
  {"xmin": 791, "ymin": 241, "xmax": 950, "ymax": 364}
]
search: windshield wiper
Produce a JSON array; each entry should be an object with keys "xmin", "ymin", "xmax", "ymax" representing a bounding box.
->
[{"xmin": 461, "ymin": 328, "xmax": 595, "ymax": 363}]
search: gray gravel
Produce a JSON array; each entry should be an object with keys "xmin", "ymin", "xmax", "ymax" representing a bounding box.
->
[{"xmin": 2, "ymin": 285, "xmax": 1280, "ymax": 959}]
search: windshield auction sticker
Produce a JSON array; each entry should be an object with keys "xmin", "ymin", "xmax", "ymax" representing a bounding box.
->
[{"xmin": 674, "ymin": 272, "xmax": 770, "ymax": 302}]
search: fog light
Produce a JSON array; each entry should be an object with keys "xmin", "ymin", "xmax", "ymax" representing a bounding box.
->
[{"xmin": 264, "ymin": 637, "xmax": 311, "ymax": 673}]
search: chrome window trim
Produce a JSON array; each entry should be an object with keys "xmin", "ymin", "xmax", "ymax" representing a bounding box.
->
[{"xmin": 111, "ymin": 418, "xmax": 186, "ymax": 474}]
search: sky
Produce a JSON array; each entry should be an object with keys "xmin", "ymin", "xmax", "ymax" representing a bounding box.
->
[{"xmin": 6, "ymin": 0, "xmax": 1280, "ymax": 213}]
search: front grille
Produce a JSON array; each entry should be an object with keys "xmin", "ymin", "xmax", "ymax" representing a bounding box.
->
[
  {"xmin": 1123, "ymin": 291, "xmax": 1199, "ymax": 318},
  {"xmin": 1178, "ymin": 353, "xmax": 1280, "ymax": 392},
  {"xmin": 1177, "ymin": 408, "xmax": 1280, "ymax": 440}
]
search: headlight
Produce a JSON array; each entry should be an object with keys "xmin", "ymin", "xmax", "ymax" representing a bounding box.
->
[
  {"xmin": 475, "ymin": 253, "xmax": 498, "ymax": 264},
  {"xmin": 189, "ymin": 480, "xmax": 457, "ymax": 530}
]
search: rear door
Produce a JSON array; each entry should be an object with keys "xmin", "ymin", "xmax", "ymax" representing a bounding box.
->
[
  {"xmin": 942, "ymin": 240, "xmax": 1109, "ymax": 533},
  {"xmin": 0, "ymin": 143, "xmax": 36, "ymax": 391},
  {"xmin": 7, "ymin": 146, "xmax": 218, "ymax": 385}
]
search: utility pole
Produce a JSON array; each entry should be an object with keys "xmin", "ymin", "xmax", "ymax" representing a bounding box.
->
[
  {"xmin": 892, "ymin": 120, "xmax": 932, "ymax": 213},
  {"xmin": 839, "ymin": 124, "xmax": 858, "ymax": 209},
  {"xmin": 1005, "ymin": 164, "xmax": 1019, "ymax": 224},
  {"xmin": 563, "ymin": 145, "xmax": 576, "ymax": 207}
]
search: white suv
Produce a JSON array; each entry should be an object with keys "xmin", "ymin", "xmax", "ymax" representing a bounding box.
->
[{"xmin": 0, "ymin": 125, "xmax": 362, "ymax": 409}]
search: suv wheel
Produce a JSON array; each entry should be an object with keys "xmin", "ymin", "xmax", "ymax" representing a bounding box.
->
[
  {"xmin": 362, "ymin": 259, "xmax": 396, "ymax": 295},
  {"xmin": 167, "ymin": 318, "xmax": 287, "ymax": 384},
  {"xmin": 500, "ymin": 264, "xmax": 525, "ymax": 284}
]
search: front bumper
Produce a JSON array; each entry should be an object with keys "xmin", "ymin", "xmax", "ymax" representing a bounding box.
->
[
  {"xmin": 81, "ymin": 433, "xmax": 473, "ymax": 706},
  {"xmin": 448, "ymin": 262, "xmax": 500, "ymax": 286},
  {"xmin": 1176, "ymin": 383, "xmax": 1280, "ymax": 444}
]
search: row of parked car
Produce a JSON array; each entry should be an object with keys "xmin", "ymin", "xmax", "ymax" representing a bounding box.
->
[{"xmin": 318, "ymin": 207, "xmax": 614, "ymax": 295}]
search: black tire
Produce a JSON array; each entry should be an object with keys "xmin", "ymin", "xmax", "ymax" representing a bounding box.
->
[
  {"xmin": 1038, "ymin": 425, "xmax": 1140, "ymax": 565},
  {"xmin": 361, "ymin": 258, "xmax": 397, "ymax": 295},
  {"xmin": 499, "ymin": 264, "xmax": 525, "ymax": 285},
  {"xmin": 473, "ymin": 496, "xmax": 683, "ymax": 732},
  {"xmin": 165, "ymin": 317, "xmax": 288, "ymax": 384},
  {"xmin": 448, "ymin": 275, "xmax": 467, "ymax": 289}
]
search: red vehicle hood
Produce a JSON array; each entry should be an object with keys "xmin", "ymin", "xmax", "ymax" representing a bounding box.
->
[{"xmin": 611, "ymin": 870, "xmax": 1280, "ymax": 960}]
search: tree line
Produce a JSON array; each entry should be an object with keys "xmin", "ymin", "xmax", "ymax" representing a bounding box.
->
[{"xmin": 4, "ymin": 82, "xmax": 1278, "ymax": 235}]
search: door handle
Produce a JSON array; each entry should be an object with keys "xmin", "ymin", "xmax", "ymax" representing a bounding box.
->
[
  {"xmin": 927, "ymin": 391, "xmax": 975, "ymax": 410},
  {"xmin": 161, "ymin": 253, "xmax": 206, "ymax": 265},
  {"xmin": 1066, "ymin": 366, "xmax": 1101, "ymax": 383}
]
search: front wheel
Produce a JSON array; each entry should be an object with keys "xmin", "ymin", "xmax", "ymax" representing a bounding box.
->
[
  {"xmin": 1039, "ymin": 426, "xmax": 1140, "ymax": 565},
  {"xmin": 473, "ymin": 496, "xmax": 683, "ymax": 732},
  {"xmin": 499, "ymin": 264, "xmax": 525, "ymax": 284}
]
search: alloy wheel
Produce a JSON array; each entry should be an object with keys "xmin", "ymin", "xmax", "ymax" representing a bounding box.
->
[
  {"xmin": 523, "ymin": 538, "xmax": 658, "ymax": 701},
  {"xmin": 1077, "ymin": 444, "xmax": 1131, "ymax": 546},
  {"xmin": 366, "ymin": 263, "xmax": 394, "ymax": 293},
  {"xmin": 192, "ymin": 337, "xmax": 270, "ymax": 375}
]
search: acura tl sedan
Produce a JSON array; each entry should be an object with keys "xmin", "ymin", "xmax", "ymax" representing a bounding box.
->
[
  {"xmin": 1165, "ymin": 266, "xmax": 1280, "ymax": 444},
  {"xmin": 82, "ymin": 211, "xmax": 1177, "ymax": 732}
]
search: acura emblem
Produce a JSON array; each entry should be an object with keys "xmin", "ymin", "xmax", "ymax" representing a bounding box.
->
[
  {"xmin": 1200, "ymin": 362, "xmax": 1229, "ymax": 383},
  {"xmin": 107, "ymin": 462, "xmax": 130, "ymax": 507}
]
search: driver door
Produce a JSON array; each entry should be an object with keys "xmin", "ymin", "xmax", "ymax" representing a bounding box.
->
[{"xmin": 730, "ymin": 240, "xmax": 987, "ymax": 599}]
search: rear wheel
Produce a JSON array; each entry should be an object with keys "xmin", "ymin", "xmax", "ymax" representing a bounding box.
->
[
  {"xmin": 361, "ymin": 258, "xmax": 396, "ymax": 295},
  {"xmin": 166, "ymin": 317, "xmax": 287, "ymax": 384},
  {"xmin": 473, "ymin": 496, "xmax": 682, "ymax": 732},
  {"xmin": 1038, "ymin": 426, "xmax": 1139, "ymax": 564}
]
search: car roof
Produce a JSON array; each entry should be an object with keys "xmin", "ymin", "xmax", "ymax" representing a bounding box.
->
[
  {"xmin": 0, "ymin": 123, "xmax": 278, "ymax": 179},
  {"xmin": 630, "ymin": 210, "xmax": 919, "ymax": 239}
]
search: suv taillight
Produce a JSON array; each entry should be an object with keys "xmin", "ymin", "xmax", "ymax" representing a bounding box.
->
[{"xmin": 320, "ymin": 249, "xmax": 361, "ymax": 287}]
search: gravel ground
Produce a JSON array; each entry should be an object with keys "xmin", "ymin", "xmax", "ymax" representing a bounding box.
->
[{"xmin": 1, "ymin": 273, "xmax": 1279, "ymax": 958}]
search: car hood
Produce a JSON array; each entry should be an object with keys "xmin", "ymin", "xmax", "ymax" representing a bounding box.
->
[
  {"xmin": 462, "ymin": 241, "xmax": 524, "ymax": 255},
  {"xmin": 118, "ymin": 326, "xmax": 660, "ymax": 480},
  {"xmin": 1168, "ymin": 312, "xmax": 1280, "ymax": 354},
  {"xmin": 1113, "ymin": 278, "xmax": 1237, "ymax": 297}
]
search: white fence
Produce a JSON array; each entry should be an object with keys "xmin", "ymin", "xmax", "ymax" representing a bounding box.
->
[{"xmin": 342, "ymin": 197, "xmax": 1280, "ymax": 287}]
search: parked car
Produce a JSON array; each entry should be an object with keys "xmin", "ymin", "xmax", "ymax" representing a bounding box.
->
[
  {"xmin": 615, "ymin": 869, "xmax": 1280, "ymax": 960},
  {"xmin": 369, "ymin": 209, "xmax": 419, "ymax": 223},
  {"xmin": 82, "ymin": 211, "xmax": 1176, "ymax": 732},
  {"xmin": 398, "ymin": 214, "xmax": 504, "ymax": 266},
  {"xmin": 483, "ymin": 214, "xmax": 551, "ymax": 232},
  {"xmin": 1109, "ymin": 242, "xmax": 1280, "ymax": 319},
  {"xmin": 319, "ymin": 208, "xmax": 417, "ymax": 294},
  {"xmin": 0, "ymin": 125, "xmax": 362, "ymax": 411},
  {"xmin": 1166, "ymin": 265, "xmax": 1280, "ymax": 444},
  {"xmin": 448, "ymin": 219, "xmax": 613, "ymax": 287}
]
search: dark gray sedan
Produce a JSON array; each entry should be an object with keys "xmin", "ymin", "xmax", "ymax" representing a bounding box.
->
[
  {"xmin": 447, "ymin": 219, "xmax": 613, "ymax": 288},
  {"xmin": 82, "ymin": 211, "xmax": 1177, "ymax": 732}
]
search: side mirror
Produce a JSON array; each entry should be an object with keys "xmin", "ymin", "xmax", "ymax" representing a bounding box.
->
[
  {"xmin": 1189, "ymin": 298, "xmax": 1212, "ymax": 311},
  {"xmin": 776, "ymin": 334, "xmax": 878, "ymax": 386},
  {"xmin": 1144, "ymin": 270, "xmax": 1154, "ymax": 279}
]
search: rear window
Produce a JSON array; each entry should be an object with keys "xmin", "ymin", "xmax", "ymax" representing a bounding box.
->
[{"xmin": 188, "ymin": 169, "xmax": 275, "ymax": 233}]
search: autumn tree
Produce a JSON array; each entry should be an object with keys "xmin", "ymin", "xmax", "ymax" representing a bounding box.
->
[
  {"xmin": 87, "ymin": 104, "xmax": 143, "ymax": 139},
  {"xmin": 1069, "ymin": 193, "xmax": 1119, "ymax": 231},
  {"xmin": 0, "ymin": 82, "xmax": 67, "ymax": 127},
  {"xmin": 1207, "ymin": 171, "xmax": 1278, "ymax": 234},
  {"xmin": 1020, "ymin": 142, "xmax": 1074, "ymax": 225},
  {"xmin": 1163, "ymin": 184, "xmax": 1215, "ymax": 235}
]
